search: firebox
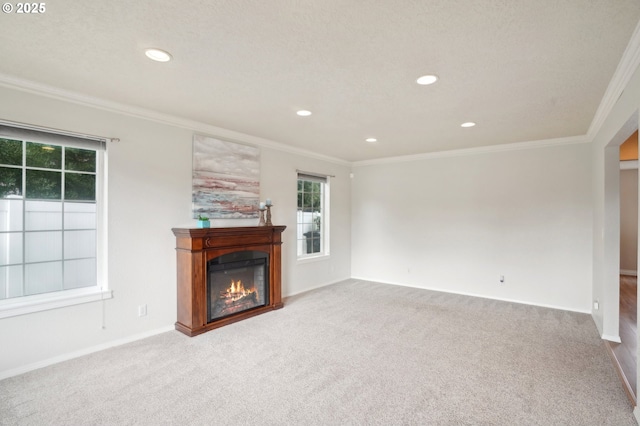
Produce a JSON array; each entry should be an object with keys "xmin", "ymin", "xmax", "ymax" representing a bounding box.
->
[{"xmin": 207, "ymin": 250, "xmax": 269, "ymax": 323}]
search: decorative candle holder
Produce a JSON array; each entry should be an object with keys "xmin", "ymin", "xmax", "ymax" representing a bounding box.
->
[
  {"xmin": 266, "ymin": 205, "xmax": 273, "ymax": 226},
  {"xmin": 258, "ymin": 208, "xmax": 266, "ymax": 226}
]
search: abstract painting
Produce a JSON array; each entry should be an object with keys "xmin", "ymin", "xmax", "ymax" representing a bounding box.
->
[{"xmin": 192, "ymin": 135, "xmax": 260, "ymax": 219}]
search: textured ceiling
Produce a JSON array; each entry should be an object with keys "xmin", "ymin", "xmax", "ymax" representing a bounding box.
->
[{"xmin": 1, "ymin": 1, "xmax": 639, "ymax": 162}]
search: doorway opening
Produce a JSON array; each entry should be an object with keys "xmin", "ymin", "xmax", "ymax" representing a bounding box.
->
[
  {"xmin": 612, "ymin": 130, "xmax": 638, "ymax": 404},
  {"xmin": 603, "ymin": 113, "xmax": 638, "ymax": 406}
]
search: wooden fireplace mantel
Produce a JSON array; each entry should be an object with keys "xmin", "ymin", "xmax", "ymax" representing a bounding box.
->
[{"xmin": 172, "ymin": 226, "xmax": 286, "ymax": 336}]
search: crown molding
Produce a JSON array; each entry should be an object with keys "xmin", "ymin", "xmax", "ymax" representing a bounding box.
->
[
  {"xmin": 587, "ymin": 20, "xmax": 640, "ymax": 140},
  {"xmin": 0, "ymin": 73, "xmax": 350, "ymax": 167},
  {"xmin": 352, "ymin": 135, "xmax": 589, "ymax": 167},
  {"xmin": 3, "ymin": 28, "xmax": 635, "ymax": 171}
]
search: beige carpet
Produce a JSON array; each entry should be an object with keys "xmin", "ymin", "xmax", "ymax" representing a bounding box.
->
[{"xmin": 0, "ymin": 279, "xmax": 636, "ymax": 425}]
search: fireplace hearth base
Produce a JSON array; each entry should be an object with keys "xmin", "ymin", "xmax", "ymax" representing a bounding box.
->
[{"xmin": 172, "ymin": 226, "xmax": 285, "ymax": 337}]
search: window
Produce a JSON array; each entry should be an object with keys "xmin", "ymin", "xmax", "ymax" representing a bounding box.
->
[
  {"xmin": 297, "ymin": 173, "xmax": 329, "ymax": 258},
  {"xmin": 0, "ymin": 123, "xmax": 107, "ymax": 316}
]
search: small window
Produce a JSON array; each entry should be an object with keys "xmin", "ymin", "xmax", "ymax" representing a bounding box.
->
[
  {"xmin": 0, "ymin": 124, "xmax": 106, "ymax": 309},
  {"xmin": 297, "ymin": 173, "xmax": 329, "ymax": 258}
]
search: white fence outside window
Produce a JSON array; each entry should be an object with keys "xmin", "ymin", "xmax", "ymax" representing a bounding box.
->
[{"xmin": 0, "ymin": 197, "xmax": 96, "ymax": 299}]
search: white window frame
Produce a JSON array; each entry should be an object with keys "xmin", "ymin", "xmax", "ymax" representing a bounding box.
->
[
  {"xmin": 0, "ymin": 122, "xmax": 111, "ymax": 318},
  {"xmin": 297, "ymin": 172, "xmax": 330, "ymax": 260}
]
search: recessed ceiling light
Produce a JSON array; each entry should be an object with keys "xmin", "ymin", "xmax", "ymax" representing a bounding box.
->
[
  {"xmin": 416, "ymin": 75, "xmax": 439, "ymax": 85},
  {"xmin": 461, "ymin": 122, "xmax": 476, "ymax": 128},
  {"xmin": 365, "ymin": 138, "xmax": 377, "ymax": 143},
  {"xmin": 145, "ymin": 48, "xmax": 172, "ymax": 62},
  {"xmin": 296, "ymin": 110, "xmax": 312, "ymax": 116}
]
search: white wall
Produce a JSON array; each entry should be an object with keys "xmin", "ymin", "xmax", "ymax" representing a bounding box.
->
[
  {"xmin": 0, "ymin": 85, "xmax": 351, "ymax": 377},
  {"xmin": 259, "ymin": 149, "xmax": 351, "ymax": 297},
  {"xmin": 620, "ymin": 168, "xmax": 638, "ymax": 274},
  {"xmin": 351, "ymin": 143, "xmax": 593, "ymax": 312}
]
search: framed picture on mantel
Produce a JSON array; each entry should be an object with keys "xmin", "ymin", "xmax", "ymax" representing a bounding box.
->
[{"xmin": 192, "ymin": 134, "xmax": 260, "ymax": 219}]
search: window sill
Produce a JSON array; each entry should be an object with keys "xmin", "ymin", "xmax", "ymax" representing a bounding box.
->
[
  {"xmin": 0, "ymin": 287, "xmax": 113, "ymax": 319},
  {"xmin": 297, "ymin": 253, "xmax": 330, "ymax": 264}
]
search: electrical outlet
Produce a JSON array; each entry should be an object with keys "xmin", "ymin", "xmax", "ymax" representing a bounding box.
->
[
  {"xmin": 593, "ymin": 300, "xmax": 599, "ymax": 310},
  {"xmin": 138, "ymin": 304, "xmax": 147, "ymax": 317}
]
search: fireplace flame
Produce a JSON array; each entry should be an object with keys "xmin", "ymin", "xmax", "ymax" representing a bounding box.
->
[{"xmin": 223, "ymin": 279, "xmax": 257, "ymax": 302}]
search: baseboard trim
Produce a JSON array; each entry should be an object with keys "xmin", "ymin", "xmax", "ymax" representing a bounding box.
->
[
  {"xmin": 284, "ymin": 276, "xmax": 352, "ymax": 298},
  {"xmin": 621, "ymin": 270, "xmax": 638, "ymax": 277},
  {"xmin": 604, "ymin": 339, "xmax": 637, "ymax": 407},
  {"xmin": 602, "ymin": 333, "xmax": 623, "ymax": 343},
  {"xmin": 0, "ymin": 276, "xmax": 607, "ymax": 381},
  {"xmin": 0, "ymin": 324, "xmax": 175, "ymax": 380},
  {"xmin": 350, "ymin": 276, "xmax": 591, "ymax": 314}
]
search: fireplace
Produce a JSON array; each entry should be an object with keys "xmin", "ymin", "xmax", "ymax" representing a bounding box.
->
[
  {"xmin": 208, "ymin": 251, "xmax": 269, "ymax": 322},
  {"xmin": 172, "ymin": 226, "xmax": 285, "ymax": 336}
]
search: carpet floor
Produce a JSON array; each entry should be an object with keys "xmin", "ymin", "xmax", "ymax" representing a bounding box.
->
[{"xmin": 0, "ymin": 279, "xmax": 636, "ymax": 425}]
